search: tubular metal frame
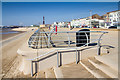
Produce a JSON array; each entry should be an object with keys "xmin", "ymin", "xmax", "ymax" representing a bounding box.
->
[{"xmin": 28, "ymin": 30, "xmax": 108, "ymax": 77}]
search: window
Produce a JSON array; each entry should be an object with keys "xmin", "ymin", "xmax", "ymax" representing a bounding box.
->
[
  {"xmin": 113, "ymin": 20, "xmax": 116, "ymax": 22},
  {"xmin": 109, "ymin": 15, "xmax": 113, "ymax": 17}
]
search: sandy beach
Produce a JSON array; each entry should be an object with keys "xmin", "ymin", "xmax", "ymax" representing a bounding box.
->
[
  {"xmin": 0, "ymin": 27, "xmax": 38, "ymax": 78},
  {"xmin": 1, "ymin": 27, "xmax": 38, "ymax": 41},
  {"xmin": 2, "ymin": 31, "xmax": 25, "ymax": 41}
]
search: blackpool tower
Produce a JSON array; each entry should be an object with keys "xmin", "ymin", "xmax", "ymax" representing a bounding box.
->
[{"xmin": 43, "ymin": 16, "xmax": 45, "ymax": 24}]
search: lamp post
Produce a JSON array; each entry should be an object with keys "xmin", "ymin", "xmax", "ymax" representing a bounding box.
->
[
  {"xmin": 118, "ymin": 1, "xmax": 120, "ymax": 29},
  {"xmin": 90, "ymin": 10, "xmax": 92, "ymax": 28},
  {"xmin": 118, "ymin": 1, "xmax": 120, "ymax": 10}
]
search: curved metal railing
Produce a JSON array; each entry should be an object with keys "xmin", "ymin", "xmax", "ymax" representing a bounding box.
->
[{"xmin": 27, "ymin": 30, "xmax": 108, "ymax": 76}]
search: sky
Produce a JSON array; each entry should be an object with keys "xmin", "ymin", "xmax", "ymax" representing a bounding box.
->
[
  {"xmin": 2, "ymin": 2, "xmax": 119, "ymax": 26},
  {"xmin": 1, "ymin": 0, "xmax": 120, "ymax": 2}
]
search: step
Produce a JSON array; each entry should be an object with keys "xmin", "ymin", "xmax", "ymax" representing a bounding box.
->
[
  {"xmin": 80, "ymin": 59, "xmax": 110, "ymax": 78},
  {"xmin": 44, "ymin": 68, "xmax": 56, "ymax": 78},
  {"xmin": 36, "ymin": 71, "xmax": 45, "ymax": 78},
  {"xmin": 54, "ymin": 62, "xmax": 94, "ymax": 78},
  {"xmin": 0, "ymin": 74, "xmax": 3, "ymax": 80},
  {"xmin": 95, "ymin": 54, "xmax": 118, "ymax": 72},
  {"xmin": 88, "ymin": 57, "xmax": 118, "ymax": 78},
  {"xmin": 37, "ymin": 68, "xmax": 56, "ymax": 78},
  {"xmin": 53, "ymin": 66, "xmax": 64, "ymax": 78}
]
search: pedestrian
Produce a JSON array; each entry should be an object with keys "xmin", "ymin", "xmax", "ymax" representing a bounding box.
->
[{"xmin": 49, "ymin": 25, "xmax": 51, "ymax": 30}]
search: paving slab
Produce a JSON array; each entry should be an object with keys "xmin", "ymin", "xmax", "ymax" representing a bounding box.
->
[{"xmin": 57, "ymin": 62, "xmax": 95, "ymax": 78}]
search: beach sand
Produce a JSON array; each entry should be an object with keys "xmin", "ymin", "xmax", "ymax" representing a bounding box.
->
[
  {"xmin": 2, "ymin": 31, "xmax": 25, "ymax": 41},
  {"xmin": 1, "ymin": 27, "xmax": 38, "ymax": 78}
]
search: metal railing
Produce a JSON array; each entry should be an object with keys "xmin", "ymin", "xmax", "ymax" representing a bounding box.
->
[
  {"xmin": 27, "ymin": 29, "xmax": 108, "ymax": 76},
  {"xmin": 28, "ymin": 29, "xmax": 108, "ymax": 49}
]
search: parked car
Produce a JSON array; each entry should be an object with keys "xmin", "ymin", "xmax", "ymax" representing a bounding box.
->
[
  {"xmin": 81, "ymin": 26, "xmax": 89, "ymax": 28},
  {"xmin": 108, "ymin": 26, "xmax": 117, "ymax": 29}
]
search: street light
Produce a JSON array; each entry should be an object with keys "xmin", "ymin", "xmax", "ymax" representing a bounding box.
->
[
  {"xmin": 90, "ymin": 10, "xmax": 92, "ymax": 28},
  {"xmin": 118, "ymin": 1, "xmax": 120, "ymax": 10}
]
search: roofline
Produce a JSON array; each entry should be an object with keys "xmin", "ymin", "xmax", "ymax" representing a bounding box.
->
[{"xmin": 107, "ymin": 10, "xmax": 120, "ymax": 14}]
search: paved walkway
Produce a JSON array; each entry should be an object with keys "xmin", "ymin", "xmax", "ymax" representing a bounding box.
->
[
  {"xmin": 59, "ymin": 62, "xmax": 95, "ymax": 78},
  {"xmin": 16, "ymin": 28, "xmax": 119, "ymax": 78}
]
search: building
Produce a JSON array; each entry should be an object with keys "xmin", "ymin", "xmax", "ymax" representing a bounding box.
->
[
  {"xmin": 57, "ymin": 22, "xmax": 66, "ymax": 27},
  {"xmin": 91, "ymin": 19, "xmax": 104, "ymax": 28},
  {"xmin": 92, "ymin": 14, "xmax": 101, "ymax": 19},
  {"xmin": 70, "ymin": 18, "xmax": 89, "ymax": 28},
  {"xmin": 105, "ymin": 10, "xmax": 120, "ymax": 28},
  {"xmin": 70, "ymin": 17, "xmax": 104, "ymax": 28},
  {"xmin": 53, "ymin": 21, "xmax": 69, "ymax": 28}
]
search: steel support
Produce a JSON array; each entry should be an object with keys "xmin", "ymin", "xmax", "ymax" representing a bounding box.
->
[
  {"xmin": 97, "ymin": 40, "xmax": 101, "ymax": 55},
  {"xmin": 76, "ymin": 48, "xmax": 78, "ymax": 64},
  {"xmin": 97, "ymin": 33, "xmax": 104, "ymax": 55},
  {"xmin": 48, "ymin": 34, "xmax": 50, "ymax": 48},
  {"xmin": 80, "ymin": 51, "xmax": 82, "ymax": 61},
  {"xmin": 35, "ymin": 62, "xmax": 37, "ymax": 74},
  {"xmin": 60, "ymin": 52, "xmax": 62, "ymax": 66},
  {"xmin": 67, "ymin": 32, "xmax": 70, "ymax": 47},
  {"xmin": 31, "ymin": 61, "xmax": 33, "ymax": 77},
  {"xmin": 85, "ymin": 32, "xmax": 89, "ymax": 46},
  {"xmin": 57, "ymin": 51, "xmax": 59, "ymax": 67}
]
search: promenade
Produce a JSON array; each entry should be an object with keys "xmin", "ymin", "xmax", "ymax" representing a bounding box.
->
[{"xmin": 1, "ymin": 27, "xmax": 119, "ymax": 78}]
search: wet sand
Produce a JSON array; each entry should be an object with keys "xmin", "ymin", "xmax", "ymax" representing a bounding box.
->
[{"xmin": 1, "ymin": 29, "xmax": 25, "ymax": 41}]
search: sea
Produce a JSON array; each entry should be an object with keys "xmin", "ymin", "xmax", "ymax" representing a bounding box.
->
[{"xmin": 0, "ymin": 28, "xmax": 19, "ymax": 34}]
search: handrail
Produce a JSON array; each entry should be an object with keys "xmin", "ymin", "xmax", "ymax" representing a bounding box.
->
[
  {"xmin": 28, "ymin": 31, "xmax": 108, "ymax": 77},
  {"xmin": 27, "ymin": 38, "xmax": 103, "ymax": 61},
  {"xmin": 34, "ymin": 31, "xmax": 108, "ymax": 34}
]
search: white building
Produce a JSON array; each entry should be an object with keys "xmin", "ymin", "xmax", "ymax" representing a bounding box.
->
[
  {"xmin": 105, "ymin": 10, "xmax": 120, "ymax": 28},
  {"xmin": 53, "ymin": 22, "xmax": 58, "ymax": 25},
  {"xmin": 57, "ymin": 22, "xmax": 66, "ymax": 27},
  {"xmin": 91, "ymin": 19, "xmax": 105, "ymax": 28},
  {"xmin": 70, "ymin": 18, "xmax": 104, "ymax": 28},
  {"xmin": 70, "ymin": 18, "xmax": 88, "ymax": 28},
  {"xmin": 53, "ymin": 22, "xmax": 69, "ymax": 28}
]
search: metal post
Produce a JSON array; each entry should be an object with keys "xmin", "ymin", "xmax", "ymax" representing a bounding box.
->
[
  {"xmin": 85, "ymin": 32, "xmax": 89, "ymax": 46},
  {"xmin": 78, "ymin": 51, "xmax": 80, "ymax": 63},
  {"xmin": 31, "ymin": 61, "xmax": 33, "ymax": 77},
  {"xmin": 76, "ymin": 48, "xmax": 78, "ymax": 64},
  {"xmin": 35, "ymin": 62, "xmax": 37, "ymax": 74},
  {"xmin": 67, "ymin": 32, "xmax": 70, "ymax": 47},
  {"xmin": 48, "ymin": 34, "xmax": 50, "ymax": 48},
  {"xmin": 90, "ymin": 10, "xmax": 92, "ymax": 28},
  {"xmin": 60, "ymin": 52, "xmax": 62, "ymax": 66},
  {"xmin": 97, "ymin": 41, "xmax": 101, "ymax": 55},
  {"xmin": 57, "ymin": 51, "xmax": 59, "ymax": 67},
  {"xmin": 80, "ymin": 51, "xmax": 82, "ymax": 61},
  {"xmin": 97, "ymin": 33, "xmax": 104, "ymax": 55}
]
